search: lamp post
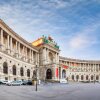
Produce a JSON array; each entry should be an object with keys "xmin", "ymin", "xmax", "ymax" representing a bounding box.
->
[
  {"xmin": 35, "ymin": 65, "xmax": 38, "ymax": 91},
  {"xmin": 94, "ymin": 74, "xmax": 95, "ymax": 84}
]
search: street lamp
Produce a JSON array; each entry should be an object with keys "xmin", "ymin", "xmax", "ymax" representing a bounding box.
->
[
  {"xmin": 35, "ymin": 64, "xmax": 38, "ymax": 91},
  {"xmin": 94, "ymin": 74, "xmax": 95, "ymax": 84}
]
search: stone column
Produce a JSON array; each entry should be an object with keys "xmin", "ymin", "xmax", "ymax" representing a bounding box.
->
[
  {"xmin": 18, "ymin": 42, "xmax": 20, "ymax": 57},
  {"xmin": 26, "ymin": 47, "xmax": 27, "ymax": 61},
  {"xmin": 22, "ymin": 46, "xmax": 24, "ymax": 56},
  {"xmin": 32, "ymin": 50, "xmax": 33, "ymax": 62},
  {"xmin": 55, "ymin": 53, "xmax": 57, "ymax": 63},
  {"xmin": 35, "ymin": 53, "xmax": 37, "ymax": 65},
  {"xmin": 43, "ymin": 48, "xmax": 46, "ymax": 64},
  {"xmin": 7, "ymin": 35, "xmax": 9, "ymax": 49},
  {"xmin": 56, "ymin": 53, "xmax": 59, "ymax": 63},
  {"xmin": 16, "ymin": 41, "xmax": 18, "ymax": 51},
  {"xmin": 8, "ymin": 65, "xmax": 12, "ymax": 81},
  {"xmin": 22, "ymin": 46, "xmax": 25, "ymax": 60},
  {"xmin": 16, "ymin": 67, "xmax": 19, "ymax": 80},
  {"xmin": 15, "ymin": 41, "xmax": 18, "ymax": 58},
  {"xmin": 37, "ymin": 53, "xmax": 39, "ymax": 65},
  {"xmin": 0, "ymin": 29, "xmax": 4, "ymax": 50},
  {"xmin": 10, "ymin": 37, "xmax": 12, "ymax": 55},
  {"xmin": 46, "ymin": 48, "xmax": 49, "ymax": 63},
  {"xmin": 7, "ymin": 35, "xmax": 10, "ymax": 54},
  {"xmin": 30, "ymin": 49, "xmax": 31, "ymax": 61},
  {"xmin": 57, "ymin": 53, "xmax": 59, "ymax": 64}
]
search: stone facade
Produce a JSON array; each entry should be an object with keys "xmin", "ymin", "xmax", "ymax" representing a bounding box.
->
[
  {"xmin": 0, "ymin": 19, "xmax": 100, "ymax": 82},
  {"xmin": 0, "ymin": 19, "xmax": 39, "ymax": 81},
  {"xmin": 60, "ymin": 57, "xmax": 100, "ymax": 82}
]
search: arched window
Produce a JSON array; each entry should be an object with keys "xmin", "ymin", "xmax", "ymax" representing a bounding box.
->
[
  {"xmin": 49, "ymin": 52, "xmax": 53, "ymax": 63},
  {"xmin": 33, "ymin": 70, "xmax": 36, "ymax": 79},
  {"xmin": 76, "ymin": 75, "xmax": 79, "ymax": 80},
  {"xmin": 96, "ymin": 75, "xmax": 99, "ymax": 80},
  {"xmin": 86, "ymin": 75, "xmax": 88, "ymax": 80},
  {"xmin": 81, "ymin": 75, "xmax": 84, "ymax": 80},
  {"xmin": 12, "ymin": 65, "xmax": 16, "ymax": 75},
  {"xmin": 3, "ymin": 62, "xmax": 8, "ymax": 74},
  {"xmin": 91, "ymin": 75, "xmax": 93, "ymax": 80},
  {"xmin": 20, "ymin": 67, "xmax": 24, "ymax": 76},
  {"xmin": 72, "ymin": 75, "xmax": 74, "ymax": 80},
  {"xmin": 46, "ymin": 69, "xmax": 52, "ymax": 79},
  {"xmin": 62, "ymin": 70, "xmax": 66, "ymax": 79},
  {"xmin": 27, "ymin": 69, "xmax": 30, "ymax": 77}
]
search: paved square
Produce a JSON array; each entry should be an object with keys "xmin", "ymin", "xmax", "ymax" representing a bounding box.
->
[{"xmin": 0, "ymin": 83, "xmax": 100, "ymax": 100}]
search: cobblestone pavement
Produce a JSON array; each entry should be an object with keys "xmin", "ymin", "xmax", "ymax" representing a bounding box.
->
[{"xmin": 0, "ymin": 83, "xmax": 100, "ymax": 100}]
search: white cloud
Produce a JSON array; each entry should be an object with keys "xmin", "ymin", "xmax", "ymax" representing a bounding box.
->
[
  {"xmin": 69, "ymin": 34, "xmax": 94, "ymax": 49},
  {"xmin": 40, "ymin": 0, "xmax": 86, "ymax": 9},
  {"xmin": 69, "ymin": 21, "xmax": 100, "ymax": 49}
]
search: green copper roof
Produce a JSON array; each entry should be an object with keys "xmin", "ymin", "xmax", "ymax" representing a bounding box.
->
[{"xmin": 42, "ymin": 35, "xmax": 59, "ymax": 49}]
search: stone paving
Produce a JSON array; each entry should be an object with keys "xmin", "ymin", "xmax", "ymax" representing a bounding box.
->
[{"xmin": 0, "ymin": 83, "xmax": 100, "ymax": 100}]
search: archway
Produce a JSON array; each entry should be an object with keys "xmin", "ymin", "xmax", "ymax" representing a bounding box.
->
[
  {"xmin": 91, "ymin": 75, "xmax": 94, "ymax": 80},
  {"xmin": 62, "ymin": 69, "xmax": 66, "ymax": 79},
  {"xmin": 96, "ymin": 75, "xmax": 99, "ymax": 80},
  {"xmin": 27, "ymin": 69, "xmax": 30, "ymax": 77},
  {"xmin": 20, "ymin": 67, "xmax": 24, "ymax": 76},
  {"xmin": 81, "ymin": 75, "xmax": 84, "ymax": 81},
  {"xmin": 46, "ymin": 69, "xmax": 52, "ymax": 79},
  {"xmin": 86, "ymin": 75, "xmax": 89, "ymax": 80},
  {"xmin": 72, "ymin": 75, "xmax": 74, "ymax": 80},
  {"xmin": 3, "ymin": 62, "xmax": 8, "ymax": 74},
  {"xmin": 33, "ymin": 70, "xmax": 36, "ymax": 79},
  {"xmin": 76, "ymin": 75, "xmax": 79, "ymax": 81},
  {"xmin": 49, "ymin": 52, "xmax": 53, "ymax": 63},
  {"xmin": 12, "ymin": 65, "xmax": 16, "ymax": 75}
]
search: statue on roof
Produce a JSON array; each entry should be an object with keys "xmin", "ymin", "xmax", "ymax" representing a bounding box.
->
[{"xmin": 48, "ymin": 35, "xmax": 53, "ymax": 42}]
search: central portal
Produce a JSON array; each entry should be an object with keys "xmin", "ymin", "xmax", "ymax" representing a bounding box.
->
[{"xmin": 46, "ymin": 69, "xmax": 52, "ymax": 79}]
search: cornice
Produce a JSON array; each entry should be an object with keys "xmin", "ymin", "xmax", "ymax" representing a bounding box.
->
[{"xmin": 60, "ymin": 56, "xmax": 100, "ymax": 64}]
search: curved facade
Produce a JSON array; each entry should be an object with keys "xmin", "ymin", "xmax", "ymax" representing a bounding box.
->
[
  {"xmin": 60, "ymin": 57, "xmax": 100, "ymax": 82},
  {"xmin": 0, "ymin": 19, "xmax": 100, "ymax": 82},
  {"xmin": 0, "ymin": 19, "xmax": 39, "ymax": 81}
]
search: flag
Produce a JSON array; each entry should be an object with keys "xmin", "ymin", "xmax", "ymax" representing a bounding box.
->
[{"xmin": 56, "ymin": 68, "xmax": 58, "ymax": 77}]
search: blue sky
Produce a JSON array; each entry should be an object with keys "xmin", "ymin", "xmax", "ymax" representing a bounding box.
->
[{"xmin": 0, "ymin": 0, "xmax": 100, "ymax": 60}]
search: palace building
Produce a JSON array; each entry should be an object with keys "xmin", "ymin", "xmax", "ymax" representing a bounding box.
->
[{"xmin": 0, "ymin": 19, "xmax": 100, "ymax": 82}]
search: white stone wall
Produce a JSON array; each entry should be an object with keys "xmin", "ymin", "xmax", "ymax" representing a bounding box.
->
[
  {"xmin": 0, "ymin": 51, "xmax": 35, "ymax": 81},
  {"xmin": 60, "ymin": 59, "xmax": 100, "ymax": 82}
]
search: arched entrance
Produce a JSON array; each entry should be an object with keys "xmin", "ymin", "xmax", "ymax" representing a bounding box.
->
[
  {"xmin": 20, "ymin": 67, "xmax": 24, "ymax": 76},
  {"xmin": 86, "ymin": 75, "xmax": 89, "ymax": 80},
  {"xmin": 3, "ymin": 62, "xmax": 8, "ymax": 74},
  {"xmin": 12, "ymin": 65, "xmax": 16, "ymax": 75},
  {"xmin": 91, "ymin": 75, "xmax": 94, "ymax": 80},
  {"xmin": 27, "ymin": 69, "xmax": 30, "ymax": 77},
  {"xmin": 72, "ymin": 75, "xmax": 74, "ymax": 80},
  {"xmin": 62, "ymin": 70, "xmax": 66, "ymax": 79},
  {"xmin": 46, "ymin": 69, "xmax": 52, "ymax": 79},
  {"xmin": 96, "ymin": 75, "xmax": 99, "ymax": 81},
  {"xmin": 76, "ymin": 75, "xmax": 79, "ymax": 81},
  {"xmin": 81, "ymin": 75, "xmax": 84, "ymax": 81}
]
